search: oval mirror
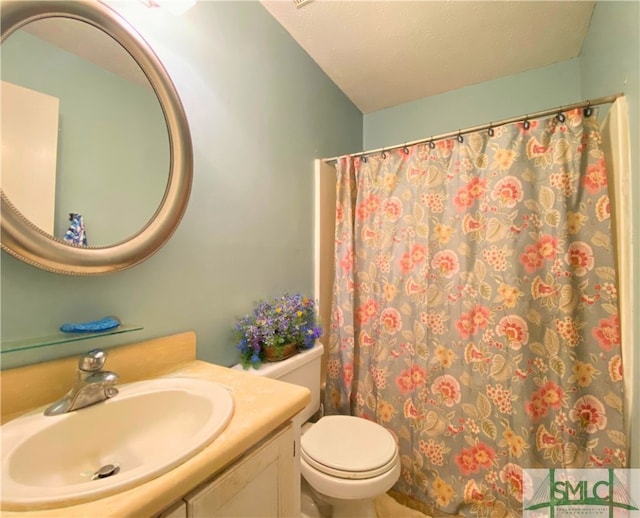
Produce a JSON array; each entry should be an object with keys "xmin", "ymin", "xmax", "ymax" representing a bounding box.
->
[
  {"xmin": 0, "ymin": 0, "xmax": 193, "ymax": 275},
  {"xmin": 2, "ymin": 18, "xmax": 170, "ymax": 247}
]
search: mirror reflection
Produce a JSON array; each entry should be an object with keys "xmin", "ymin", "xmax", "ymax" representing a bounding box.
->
[{"xmin": 1, "ymin": 18, "xmax": 169, "ymax": 247}]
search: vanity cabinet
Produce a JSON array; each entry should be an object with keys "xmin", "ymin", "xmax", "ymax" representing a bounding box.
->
[
  {"xmin": 156, "ymin": 501, "xmax": 187, "ymax": 518},
  {"xmin": 157, "ymin": 423, "xmax": 295, "ymax": 518},
  {"xmin": 1, "ymin": 333, "xmax": 310, "ymax": 518}
]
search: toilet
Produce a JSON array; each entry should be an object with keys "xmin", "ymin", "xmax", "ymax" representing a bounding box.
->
[{"xmin": 233, "ymin": 344, "xmax": 400, "ymax": 518}]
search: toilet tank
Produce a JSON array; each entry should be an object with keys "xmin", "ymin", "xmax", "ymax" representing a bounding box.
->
[{"xmin": 232, "ymin": 343, "xmax": 323, "ymax": 424}]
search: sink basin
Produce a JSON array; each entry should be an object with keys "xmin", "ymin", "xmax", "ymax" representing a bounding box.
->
[{"xmin": 1, "ymin": 377, "xmax": 234, "ymax": 510}]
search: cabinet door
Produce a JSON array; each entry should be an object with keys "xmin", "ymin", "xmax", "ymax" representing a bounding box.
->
[
  {"xmin": 156, "ymin": 499, "xmax": 187, "ymax": 518},
  {"xmin": 186, "ymin": 424, "xmax": 295, "ymax": 518}
]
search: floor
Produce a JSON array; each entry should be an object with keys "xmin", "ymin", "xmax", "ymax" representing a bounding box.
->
[
  {"xmin": 374, "ymin": 494, "xmax": 431, "ymax": 518},
  {"xmin": 301, "ymin": 478, "xmax": 430, "ymax": 518}
]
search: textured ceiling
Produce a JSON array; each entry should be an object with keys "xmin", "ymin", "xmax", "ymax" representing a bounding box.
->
[{"xmin": 260, "ymin": 0, "xmax": 595, "ymax": 113}]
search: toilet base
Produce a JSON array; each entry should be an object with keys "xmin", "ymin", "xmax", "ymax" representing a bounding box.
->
[
  {"xmin": 301, "ymin": 478, "xmax": 377, "ymax": 518},
  {"xmin": 328, "ymin": 497, "xmax": 377, "ymax": 518},
  {"xmin": 301, "ymin": 477, "xmax": 331, "ymax": 518}
]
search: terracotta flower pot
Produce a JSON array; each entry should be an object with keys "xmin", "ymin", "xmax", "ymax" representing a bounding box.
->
[{"xmin": 263, "ymin": 342, "xmax": 298, "ymax": 362}]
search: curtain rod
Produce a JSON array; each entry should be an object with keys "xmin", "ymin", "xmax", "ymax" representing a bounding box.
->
[{"xmin": 323, "ymin": 93, "xmax": 623, "ymax": 165}]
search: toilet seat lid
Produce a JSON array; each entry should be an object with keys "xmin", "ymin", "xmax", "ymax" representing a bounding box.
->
[{"xmin": 300, "ymin": 416, "xmax": 398, "ymax": 479}]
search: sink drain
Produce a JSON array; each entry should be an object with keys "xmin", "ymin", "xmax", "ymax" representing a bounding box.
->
[{"xmin": 92, "ymin": 464, "xmax": 120, "ymax": 480}]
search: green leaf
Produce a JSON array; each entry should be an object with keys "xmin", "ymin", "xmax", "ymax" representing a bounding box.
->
[
  {"xmin": 427, "ymin": 285, "xmax": 445, "ymax": 306},
  {"xmin": 366, "ymin": 393, "xmax": 376, "ymax": 411},
  {"xmin": 527, "ymin": 309, "xmax": 543, "ymax": 326},
  {"xmin": 414, "ymin": 468, "xmax": 428, "ymax": 489},
  {"xmin": 529, "ymin": 341, "xmax": 546, "ymax": 357},
  {"xmin": 462, "ymin": 403, "xmax": 479, "ymax": 418},
  {"xmin": 490, "ymin": 354, "xmax": 511, "ymax": 381},
  {"xmin": 486, "ymin": 218, "xmax": 508, "ymax": 242},
  {"xmin": 426, "ymin": 165, "xmax": 444, "ymax": 186},
  {"xmin": 522, "ymin": 168, "xmax": 536, "ymax": 182},
  {"xmin": 559, "ymin": 285, "xmax": 578, "ymax": 314},
  {"xmin": 481, "ymin": 419, "xmax": 497, "ymax": 440},
  {"xmin": 398, "ymin": 426, "xmax": 411, "ymax": 442},
  {"xmin": 357, "ymin": 271, "xmax": 371, "ymax": 284},
  {"xmin": 533, "ymin": 376, "xmax": 545, "ymax": 388},
  {"xmin": 607, "ymin": 430, "xmax": 627, "ymax": 446},
  {"xmin": 479, "ymin": 282, "xmax": 492, "ymax": 300},
  {"xmin": 457, "ymin": 241, "xmax": 471, "ymax": 256},
  {"xmin": 459, "ymin": 371, "xmax": 474, "ymax": 388},
  {"xmin": 424, "ymin": 411, "xmax": 445, "ymax": 436},
  {"xmin": 474, "ymin": 260, "xmax": 487, "ymax": 281},
  {"xmin": 549, "ymin": 356, "xmax": 566, "ymax": 377},
  {"xmin": 539, "ymin": 186, "xmax": 555, "ymax": 211},
  {"xmin": 477, "ymin": 393, "xmax": 492, "ymax": 420},
  {"xmin": 364, "ymin": 376, "xmax": 374, "ymax": 393},
  {"xmin": 416, "ymin": 224, "xmax": 429, "ymax": 237},
  {"xmin": 414, "ymin": 321, "xmax": 426, "ymax": 343},
  {"xmin": 554, "ymin": 138, "xmax": 572, "ymax": 163},
  {"xmin": 412, "ymin": 448, "xmax": 425, "ymax": 469},
  {"xmin": 475, "ymin": 154, "xmax": 489, "ymax": 169},
  {"xmin": 416, "ymin": 342, "xmax": 429, "ymax": 360},
  {"xmin": 596, "ymin": 266, "xmax": 617, "ymax": 281},
  {"xmin": 468, "ymin": 132, "xmax": 485, "ymax": 154},
  {"xmin": 563, "ymin": 442, "xmax": 580, "ymax": 466},
  {"xmin": 545, "ymin": 209, "xmax": 561, "ymax": 227},
  {"xmin": 544, "ymin": 328, "xmax": 560, "ymax": 355},
  {"xmin": 604, "ymin": 391, "xmax": 623, "ymax": 413},
  {"xmin": 592, "ymin": 231, "xmax": 611, "ymax": 249},
  {"xmin": 550, "ymin": 445, "xmax": 564, "ymax": 464}
]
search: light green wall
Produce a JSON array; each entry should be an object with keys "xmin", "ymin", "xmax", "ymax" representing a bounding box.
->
[
  {"xmin": 579, "ymin": 0, "xmax": 640, "ymax": 469},
  {"xmin": 363, "ymin": 59, "xmax": 583, "ymax": 149},
  {"xmin": 0, "ymin": 1, "xmax": 362, "ymax": 369},
  {"xmin": 2, "ymin": 31, "xmax": 168, "ymax": 245}
]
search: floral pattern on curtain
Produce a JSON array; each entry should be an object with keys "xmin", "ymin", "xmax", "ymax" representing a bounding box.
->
[{"xmin": 324, "ymin": 109, "xmax": 627, "ymax": 517}]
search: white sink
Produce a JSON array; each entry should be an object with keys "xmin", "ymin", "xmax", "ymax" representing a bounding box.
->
[{"xmin": 1, "ymin": 377, "xmax": 234, "ymax": 510}]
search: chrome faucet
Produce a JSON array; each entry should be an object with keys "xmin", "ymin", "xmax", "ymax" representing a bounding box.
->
[{"xmin": 44, "ymin": 349, "xmax": 119, "ymax": 416}]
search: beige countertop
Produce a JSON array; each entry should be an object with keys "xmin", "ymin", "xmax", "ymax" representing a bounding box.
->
[{"xmin": 0, "ymin": 333, "xmax": 310, "ymax": 517}]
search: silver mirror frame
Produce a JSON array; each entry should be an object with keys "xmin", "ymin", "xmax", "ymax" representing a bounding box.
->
[{"xmin": 0, "ymin": 0, "xmax": 193, "ymax": 275}]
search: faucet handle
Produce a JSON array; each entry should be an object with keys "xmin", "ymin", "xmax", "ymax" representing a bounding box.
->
[{"xmin": 79, "ymin": 349, "xmax": 108, "ymax": 372}]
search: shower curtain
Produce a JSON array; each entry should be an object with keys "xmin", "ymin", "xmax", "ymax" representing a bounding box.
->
[{"xmin": 324, "ymin": 108, "xmax": 628, "ymax": 517}]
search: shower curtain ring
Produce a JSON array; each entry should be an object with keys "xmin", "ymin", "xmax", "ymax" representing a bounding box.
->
[
  {"xmin": 456, "ymin": 131, "xmax": 464, "ymax": 143},
  {"xmin": 523, "ymin": 118, "xmax": 531, "ymax": 130},
  {"xmin": 429, "ymin": 139, "xmax": 435, "ymax": 149},
  {"xmin": 488, "ymin": 124, "xmax": 495, "ymax": 137},
  {"xmin": 403, "ymin": 144, "xmax": 409, "ymax": 154},
  {"xmin": 584, "ymin": 101, "xmax": 593, "ymax": 117}
]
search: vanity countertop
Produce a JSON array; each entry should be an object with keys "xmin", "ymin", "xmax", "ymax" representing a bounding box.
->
[{"xmin": 0, "ymin": 333, "xmax": 310, "ymax": 517}]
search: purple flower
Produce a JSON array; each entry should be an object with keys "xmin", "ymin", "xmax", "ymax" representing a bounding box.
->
[{"xmin": 234, "ymin": 293, "xmax": 322, "ymax": 369}]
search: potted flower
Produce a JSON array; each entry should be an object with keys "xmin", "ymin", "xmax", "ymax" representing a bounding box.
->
[{"xmin": 234, "ymin": 293, "xmax": 323, "ymax": 369}]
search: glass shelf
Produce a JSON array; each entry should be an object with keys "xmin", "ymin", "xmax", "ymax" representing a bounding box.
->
[{"xmin": 0, "ymin": 324, "xmax": 143, "ymax": 354}]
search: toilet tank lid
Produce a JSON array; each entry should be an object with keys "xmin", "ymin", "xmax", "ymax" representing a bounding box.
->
[{"xmin": 231, "ymin": 342, "xmax": 324, "ymax": 378}]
